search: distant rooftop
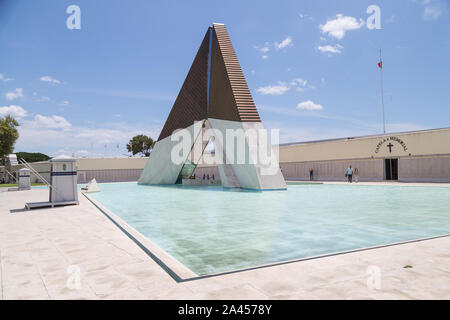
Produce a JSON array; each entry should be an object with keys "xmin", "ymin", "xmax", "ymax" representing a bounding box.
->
[{"xmin": 278, "ymin": 126, "xmax": 450, "ymax": 147}]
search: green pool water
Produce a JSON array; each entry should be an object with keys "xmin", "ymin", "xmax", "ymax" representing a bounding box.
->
[{"xmin": 89, "ymin": 182, "xmax": 450, "ymax": 276}]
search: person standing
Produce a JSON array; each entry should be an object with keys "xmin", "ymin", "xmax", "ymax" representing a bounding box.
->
[
  {"xmin": 309, "ymin": 168, "xmax": 314, "ymax": 181},
  {"xmin": 346, "ymin": 165, "xmax": 354, "ymax": 183},
  {"xmin": 354, "ymin": 167, "xmax": 359, "ymax": 183}
]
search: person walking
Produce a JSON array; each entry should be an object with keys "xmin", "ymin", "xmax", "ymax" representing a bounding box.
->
[
  {"xmin": 309, "ymin": 168, "xmax": 314, "ymax": 181},
  {"xmin": 346, "ymin": 165, "xmax": 354, "ymax": 183}
]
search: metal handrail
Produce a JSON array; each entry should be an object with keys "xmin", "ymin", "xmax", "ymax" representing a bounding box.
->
[
  {"xmin": 4, "ymin": 169, "xmax": 18, "ymax": 182},
  {"xmin": 19, "ymin": 159, "xmax": 50, "ymax": 186},
  {"xmin": 19, "ymin": 159, "xmax": 66, "ymax": 200}
]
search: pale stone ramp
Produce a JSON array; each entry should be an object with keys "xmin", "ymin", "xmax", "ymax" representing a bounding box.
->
[
  {"xmin": 82, "ymin": 178, "xmax": 100, "ymax": 193},
  {"xmin": 1, "ymin": 187, "xmax": 450, "ymax": 299}
]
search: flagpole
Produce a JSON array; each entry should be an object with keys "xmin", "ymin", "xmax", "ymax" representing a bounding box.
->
[{"xmin": 380, "ymin": 48, "xmax": 386, "ymax": 134}]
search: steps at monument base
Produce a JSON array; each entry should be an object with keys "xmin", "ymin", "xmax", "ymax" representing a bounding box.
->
[{"xmin": 182, "ymin": 179, "xmax": 221, "ymax": 186}]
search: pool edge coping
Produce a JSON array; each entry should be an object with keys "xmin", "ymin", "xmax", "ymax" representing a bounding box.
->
[
  {"xmin": 82, "ymin": 192, "xmax": 198, "ymax": 282},
  {"xmin": 82, "ymin": 190, "xmax": 450, "ymax": 283}
]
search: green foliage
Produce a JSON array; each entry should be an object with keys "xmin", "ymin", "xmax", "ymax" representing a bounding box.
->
[
  {"xmin": 126, "ymin": 134, "xmax": 155, "ymax": 156},
  {"xmin": 0, "ymin": 115, "xmax": 19, "ymax": 160},
  {"xmin": 0, "ymin": 183, "xmax": 46, "ymax": 187},
  {"xmin": 15, "ymin": 152, "xmax": 51, "ymax": 163}
]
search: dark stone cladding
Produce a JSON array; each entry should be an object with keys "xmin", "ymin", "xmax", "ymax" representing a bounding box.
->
[
  {"xmin": 157, "ymin": 24, "xmax": 261, "ymax": 142},
  {"xmin": 157, "ymin": 30, "xmax": 210, "ymax": 141}
]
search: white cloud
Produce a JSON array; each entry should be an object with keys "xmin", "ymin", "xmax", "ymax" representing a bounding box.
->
[
  {"xmin": 0, "ymin": 105, "xmax": 28, "ymax": 118},
  {"xmin": 268, "ymin": 124, "xmax": 425, "ymax": 145},
  {"xmin": 291, "ymin": 78, "xmax": 309, "ymax": 92},
  {"xmin": 256, "ymin": 83, "xmax": 290, "ymax": 95},
  {"xmin": 0, "ymin": 73, "xmax": 14, "ymax": 82},
  {"xmin": 423, "ymin": 5, "xmax": 442, "ymax": 20},
  {"xmin": 36, "ymin": 96, "xmax": 51, "ymax": 102},
  {"xmin": 73, "ymin": 126, "xmax": 151, "ymax": 144},
  {"xmin": 275, "ymin": 36, "xmax": 293, "ymax": 49},
  {"xmin": 317, "ymin": 44, "xmax": 344, "ymax": 54},
  {"xmin": 297, "ymin": 100, "xmax": 323, "ymax": 111},
  {"xmin": 5, "ymin": 88, "xmax": 23, "ymax": 100},
  {"xmin": 14, "ymin": 114, "xmax": 162, "ymax": 157},
  {"xmin": 18, "ymin": 125, "xmax": 159, "ymax": 156},
  {"xmin": 261, "ymin": 107, "xmax": 427, "ymax": 144},
  {"xmin": 258, "ymin": 77, "xmax": 312, "ymax": 95},
  {"xmin": 386, "ymin": 122, "xmax": 427, "ymax": 132},
  {"xmin": 40, "ymin": 76, "xmax": 61, "ymax": 84},
  {"xmin": 254, "ymin": 37, "xmax": 291, "ymax": 58},
  {"xmin": 299, "ymin": 12, "xmax": 313, "ymax": 20},
  {"xmin": 253, "ymin": 43, "xmax": 271, "ymax": 58},
  {"xmin": 290, "ymin": 78, "xmax": 307, "ymax": 87},
  {"xmin": 386, "ymin": 15, "xmax": 396, "ymax": 23},
  {"xmin": 31, "ymin": 115, "xmax": 72, "ymax": 129},
  {"xmin": 319, "ymin": 14, "xmax": 365, "ymax": 40}
]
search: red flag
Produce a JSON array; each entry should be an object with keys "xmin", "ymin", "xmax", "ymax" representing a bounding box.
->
[{"xmin": 378, "ymin": 60, "xmax": 382, "ymax": 69}]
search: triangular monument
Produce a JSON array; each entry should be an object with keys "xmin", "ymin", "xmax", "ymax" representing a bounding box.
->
[{"xmin": 138, "ymin": 23, "xmax": 286, "ymax": 190}]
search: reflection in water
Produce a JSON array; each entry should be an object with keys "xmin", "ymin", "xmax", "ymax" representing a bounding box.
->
[{"xmin": 91, "ymin": 183, "xmax": 450, "ymax": 275}]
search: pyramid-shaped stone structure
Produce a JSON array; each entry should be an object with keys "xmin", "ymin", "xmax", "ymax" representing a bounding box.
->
[{"xmin": 139, "ymin": 23, "xmax": 286, "ymax": 190}]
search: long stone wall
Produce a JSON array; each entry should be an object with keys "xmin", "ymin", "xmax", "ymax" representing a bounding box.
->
[
  {"xmin": 4, "ymin": 153, "xmax": 448, "ymax": 185},
  {"xmin": 278, "ymin": 156, "xmax": 450, "ymax": 183},
  {"xmin": 0, "ymin": 162, "xmax": 51, "ymax": 184},
  {"xmin": 279, "ymin": 158, "xmax": 384, "ymax": 182},
  {"xmin": 398, "ymin": 156, "xmax": 450, "ymax": 182},
  {"xmin": 74, "ymin": 155, "xmax": 450, "ymax": 184},
  {"xmin": 77, "ymin": 169, "xmax": 143, "ymax": 184}
]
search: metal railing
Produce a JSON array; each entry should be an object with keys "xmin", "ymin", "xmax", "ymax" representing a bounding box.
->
[
  {"xmin": 4, "ymin": 169, "xmax": 18, "ymax": 183},
  {"xmin": 19, "ymin": 158, "xmax": 64, "ymax": 199},
  {"xmin": 19, "ymin": 159, "xmax": 50, "ymax": 185}
]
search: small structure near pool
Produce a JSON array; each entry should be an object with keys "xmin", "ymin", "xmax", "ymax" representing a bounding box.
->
[
  {"xmin": 25, "ymin": 155, "xmax": 79, "ymax": 209},
  {"xmin": 18, "ymin": 168, "xmax": 31, "ymax": 190},
  {"xmin": 7, "ymin": 167, "xmax": 31, "ymax": 191}
]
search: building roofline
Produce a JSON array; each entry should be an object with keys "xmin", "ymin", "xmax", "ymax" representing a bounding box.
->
[{"xmin": 278, "ymin": 126, "xmax": 450, "ymax": 147}]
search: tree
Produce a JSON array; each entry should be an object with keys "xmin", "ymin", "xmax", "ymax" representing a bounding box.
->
[
  {"xmin": 0, "ymin": 115, "xmax": 19, "ymax": 183},
  {"xmin": 15, "ymin": 152, "xmax": 51, "ymax": 163},
  {"xmin": 0, "ymin": 115, "xmax": 19, "ymax": 160},
  {"xmin": 126, "ymin": 134, "xmax": 154, "ymax": 156}
]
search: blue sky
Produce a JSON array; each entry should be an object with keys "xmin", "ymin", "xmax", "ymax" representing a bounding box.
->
[{"xmin": 1, "ymin": 0, "xmax": 449, "ymax": 157}]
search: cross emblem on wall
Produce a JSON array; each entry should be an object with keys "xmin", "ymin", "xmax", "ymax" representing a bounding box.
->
[{"xmin": 387, "ymin": 143, "xmax": 394, "ymax": 153}]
